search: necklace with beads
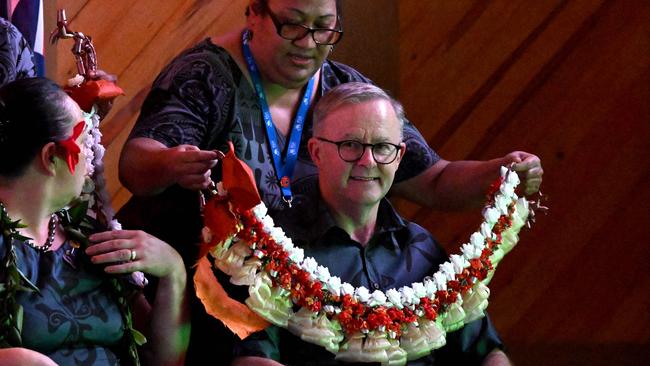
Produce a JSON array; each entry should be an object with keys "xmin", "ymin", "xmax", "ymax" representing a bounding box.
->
[{"xmin": 0, "ymin": 202, "xmax": 60, "ymax": 253}]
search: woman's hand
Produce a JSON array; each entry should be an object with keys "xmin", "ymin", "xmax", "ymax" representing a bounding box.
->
[
  {"xmin": 504, "ymin": 151, "xmax": 544, "ymax": 195},
  {"xmin": 87, "ymin": 232, "xmax": 190, "ymax": 366},
  {"xmin": 86, "ymin": 230, "xmax": 185, "ymax": 280},
  {"xmin": 166, "ymin": 144, "xmax": 221, "ymax": 191},
  {"xmin": 90, "ymin": 69, "xmax": 118, "ymax": 119},
  {"xmin": 119, "ymin": 138, "xmax": 223, "ymax": 195}
]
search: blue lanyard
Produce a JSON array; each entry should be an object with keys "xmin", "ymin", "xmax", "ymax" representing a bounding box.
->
[{"xmin": 241, "ymin": 30, "xmax": 315, "ymax": 206}]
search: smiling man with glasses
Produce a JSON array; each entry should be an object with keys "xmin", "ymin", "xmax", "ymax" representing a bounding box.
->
[
  {"xmin": 232, "ymin": 82, "xmax": 511, "ymax": 365},
  {"xmin": 309, "ymin": 83, "xmax": 407, "ymax": 215}
]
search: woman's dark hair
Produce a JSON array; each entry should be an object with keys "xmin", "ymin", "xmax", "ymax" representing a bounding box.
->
[
  {"xmin": 0, "ymin": 77, "xmax": 74, "ymax": 177},
  {"xmin": 246, "ymin": 0, "xmax": 343, "ymax": 20}
]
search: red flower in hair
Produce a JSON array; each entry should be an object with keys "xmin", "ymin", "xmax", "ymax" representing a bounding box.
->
[{"xmin": 57, "ymin": 121, "xmax": 85, "ymax": 174}]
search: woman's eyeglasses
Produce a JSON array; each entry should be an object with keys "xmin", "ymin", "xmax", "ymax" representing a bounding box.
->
[{"xmin": 265, "ymin": 7, "xmax": 343, "ymax": 45}]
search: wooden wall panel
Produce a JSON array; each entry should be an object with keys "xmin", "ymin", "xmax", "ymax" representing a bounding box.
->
[
  {"xmin": 398, "ymin": 0, "xmax": 650, "ymax": 364},
  {"xmin": 330, "ymin": 0, "xmax": 399, "ymax": 95},
  {"xmin": 48, "ymin": 0, "xmax": 649, "ymax": 365}
]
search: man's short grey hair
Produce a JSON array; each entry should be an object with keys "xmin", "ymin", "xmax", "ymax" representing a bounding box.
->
[{"xmin": 313, "ymin": 82, "xmax": 405, "ymax": 138}]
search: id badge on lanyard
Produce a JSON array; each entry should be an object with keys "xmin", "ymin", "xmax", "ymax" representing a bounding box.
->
[{"xmin": 242, "ymin": 30, "xmax": 316, "ymax": 207}]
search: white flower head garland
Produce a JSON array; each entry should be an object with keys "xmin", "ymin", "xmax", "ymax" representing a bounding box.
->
[
  {"xmin": 199, "ymin": 166, "xmax": 536, "ymax": 365},
  {"xmin": 76, "ymin": 101, "xmax": 146, "ymax": 287},
  {"xmin": 79, "ymin": 107, "xmax": 121, "ymax": 230}
]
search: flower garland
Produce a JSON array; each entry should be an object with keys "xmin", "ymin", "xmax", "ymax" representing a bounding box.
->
[
  {"xmin": 198, "ymin": 161, "xmax": 536, "ymax": 365},
  {"xmin": 0, "ymin": 203, "xmax": 41, "ymax": 347},
  {"xmin": 80, "ymin": 107, "xmax": 122, "ymax": 231}
]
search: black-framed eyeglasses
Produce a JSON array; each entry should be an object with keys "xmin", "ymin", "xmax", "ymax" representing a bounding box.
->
[
  {"xmin": 264, "ymin": 6, "xmax": 343, "ymax": 45},
  {"xmin": 316, "ymin": 137, "xmax": 402, "ymax": 164}
]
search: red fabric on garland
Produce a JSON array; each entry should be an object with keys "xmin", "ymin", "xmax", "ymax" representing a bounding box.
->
[
  {"xmin": 221, "ymin": 140, "xmax": 261, "ymax": 212},
  {"xmin": 65, "ymin": 79, "xmax": 124, "ymax": 113}
]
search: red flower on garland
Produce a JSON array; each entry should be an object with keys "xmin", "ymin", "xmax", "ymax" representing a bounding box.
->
[
  {"xmin": 367, "ymin": 307, "xmax": 391, "ymax": 329},
  {"xmin": 486, "ymin": 176, "xmax": 504, "ymax": 203}
]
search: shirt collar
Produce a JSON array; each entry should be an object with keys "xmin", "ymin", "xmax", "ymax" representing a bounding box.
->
[
  {"xmin": 302, "ymin": 193, "xmax": 409, "ymax": 245},
  {"xmin": 375, "ymin": 198, "xmax": 408, "ymax": 234}
]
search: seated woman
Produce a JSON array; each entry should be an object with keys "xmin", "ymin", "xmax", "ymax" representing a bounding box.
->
[{"xmin": 0, "ymin": 77, "xmax": 188, "ymax": 365}]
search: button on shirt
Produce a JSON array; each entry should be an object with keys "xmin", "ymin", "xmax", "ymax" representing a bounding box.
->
[{"xmin": 234, "ymin": 183, "xmax": 504, "ymax": 365}]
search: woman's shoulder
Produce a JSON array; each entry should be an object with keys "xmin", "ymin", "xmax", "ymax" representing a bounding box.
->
[
  {"xmin": 153, "ymin": 36, "xmax": 243, "ymax": 88},
  {"xmin": 185, "ymin": 37, "xmax": 236, "ymax": 65},
  {"xmin": 321, "ymin": 59, "xmax": 374, "ymax": 89}
]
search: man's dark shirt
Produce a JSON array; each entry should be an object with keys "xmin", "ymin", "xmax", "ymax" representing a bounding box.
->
[{"xmin": 233, "ymin": 181, "xmax": 504, "ymax": 365}]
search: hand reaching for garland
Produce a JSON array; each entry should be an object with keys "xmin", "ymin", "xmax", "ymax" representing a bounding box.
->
[
  {"xmin": 504, "ymin": 151, "xmax": 543, "ymax": 196},
  {"xmin": 165, "ymin": 145, "xmax": 222, "ymax": 191},
  {"xmin": 90, "ymin": 69, "xmax": 118, "ymax": 119}
]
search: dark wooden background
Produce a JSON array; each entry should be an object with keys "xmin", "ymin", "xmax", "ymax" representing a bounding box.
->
[{"xmin": 49, "ymin": 1, "xmax": 650, "ymax": 365}]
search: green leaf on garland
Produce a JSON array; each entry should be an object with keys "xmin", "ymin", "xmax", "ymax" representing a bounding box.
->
[
  {"xmin": 14, "ymin": 221, "xmax": 28, "ymax": 229},
  {"xmin": 15, "ymin": 305, "xmax": 23, "ymax": 334},
  {"xmin": 63, "ymin": 227, "xmax": 90, "ymax": 247},
  {"xmin": 9, "ymin": 267, "xmax": 19, "ymax": 283},
  {"xmin": 66, "ymin": 200, "xmax": 90, "ymax": 226},
  {"xmin": 13, "ymin": 233, "xmax": 31, "ymax": 242},
  {"xmin": 15, "ymin": 268, "xmax": 41, "ymax": 295},
  {"xmin": 8, "ymin": 325, "xmax": 21, "ymax": 345},
  {"xmin": 131, "ymin": 328, "xmax": 147, "ymax": 346}
]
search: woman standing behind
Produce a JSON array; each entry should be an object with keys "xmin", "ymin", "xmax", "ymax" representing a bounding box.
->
[{"xmin": 0, "ymin": 77, "xmax": 188, "ymax": 365}]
